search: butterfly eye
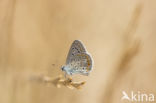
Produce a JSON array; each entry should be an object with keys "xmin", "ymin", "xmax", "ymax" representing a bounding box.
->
[{"xmin": 61, "ymin": 66, "xmax": 65, "ymax": 71}]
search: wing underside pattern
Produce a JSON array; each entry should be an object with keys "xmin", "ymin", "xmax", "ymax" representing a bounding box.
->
[{"xmin": 65, "ymin": 40, "xmax": 93, "ymax": 75}]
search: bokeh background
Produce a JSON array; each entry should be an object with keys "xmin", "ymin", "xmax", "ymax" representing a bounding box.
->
[{"xmin": 0, "ymin": 0, "xmax": 156, "ymax": 103}]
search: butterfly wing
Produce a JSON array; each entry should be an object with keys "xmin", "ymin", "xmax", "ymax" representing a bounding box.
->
[
  {"xmin": 66, "ymin": 40, "xmax": 86, "ymax": 65},
  {"xmin": 66, "ymin": 40, "xmax": 93, "ymax": 75}
]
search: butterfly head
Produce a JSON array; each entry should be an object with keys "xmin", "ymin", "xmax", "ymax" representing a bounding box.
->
[
  {"xmin": 61, "ymin": 66, "xmax": 69, "ymax": 73},
  {"xmin": 61, "ymin": 66, "xmax": 65, "ymax": 71},
  {"xmin": 61, "ymin": 65, "xmax": 73, "ymax": 75}
]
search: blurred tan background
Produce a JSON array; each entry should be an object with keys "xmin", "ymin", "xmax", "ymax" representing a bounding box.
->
[{"xmin": 0, "ymin": 0, "xmax": 156, "ymax": 103}]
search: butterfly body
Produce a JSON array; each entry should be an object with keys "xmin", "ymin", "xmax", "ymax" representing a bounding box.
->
[{"xmin": 61, "ymin": 40, "xmax": 93, "ymax": 76}]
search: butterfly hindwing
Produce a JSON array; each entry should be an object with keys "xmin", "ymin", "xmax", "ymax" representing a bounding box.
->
[{"xmin": 69, "ymin": 53, "xmax": 92, "ymax": 72}]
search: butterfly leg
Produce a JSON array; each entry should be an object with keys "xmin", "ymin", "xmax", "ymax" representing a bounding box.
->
[{"xmin": 65, "ymin": 73, "xmax": 67, "ymax": 79}]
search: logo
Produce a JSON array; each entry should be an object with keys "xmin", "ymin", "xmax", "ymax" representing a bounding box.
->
[{"xmin": 121, "ymin": 91, "xmax": 155, "ymax": 102}]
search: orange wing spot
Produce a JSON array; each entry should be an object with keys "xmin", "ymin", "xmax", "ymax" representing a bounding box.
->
[
  {"xmin": 85, "ymin": 55, "xmax": 91, "ymax": 71},
  {"xmin": 77, "ymin": 54, "xmax": 91, "ymax": 71}
]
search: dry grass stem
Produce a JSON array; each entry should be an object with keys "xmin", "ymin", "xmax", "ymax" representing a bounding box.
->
[
  {"xmin": 103, "ymin": 4, "xmax": 143, "ymax": 103},
  {"xmin": 30, "ymin": 75, "xmax": 86, "ymax": 89}
]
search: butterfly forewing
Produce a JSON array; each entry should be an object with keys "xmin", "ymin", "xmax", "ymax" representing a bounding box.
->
[{"xmin": 66, "ymin": 40, "xmax": 87, "ymax": 65}]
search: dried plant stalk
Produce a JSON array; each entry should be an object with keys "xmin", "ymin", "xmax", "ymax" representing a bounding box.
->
[
  {"xmin": 43, "ymin": 75, "xmax": 86, "ymax": 89},
  {"xmin": 103, "ymin": 4, "xmax": 143, "ymax": 103}
]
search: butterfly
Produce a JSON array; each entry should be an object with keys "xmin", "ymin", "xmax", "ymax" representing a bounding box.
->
[{"xmin": 61, "ymin": 40, "xmax": 93, "ymax": 76}]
